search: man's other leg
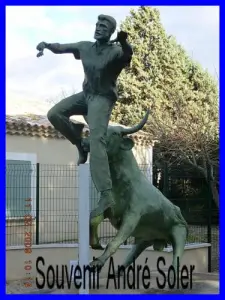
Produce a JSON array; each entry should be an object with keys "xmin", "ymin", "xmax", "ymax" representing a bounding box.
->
[
  {"xmin": 47, "ymin": 92, "xmax": 88, "ymax": 165},
  {"xmin": 87, "ymin": 95, "xmax": 115, "ymax": 219}
]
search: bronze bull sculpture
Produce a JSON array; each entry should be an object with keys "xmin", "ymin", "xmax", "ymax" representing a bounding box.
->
[{"xmin": 82, "ymin": 109, "xmax": 188, "ymax": 273}]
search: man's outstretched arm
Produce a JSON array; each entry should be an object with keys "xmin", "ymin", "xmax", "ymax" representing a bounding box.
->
[{"xmin": 36, "ymin": 41, "xmax": 83, "ymax": 58}]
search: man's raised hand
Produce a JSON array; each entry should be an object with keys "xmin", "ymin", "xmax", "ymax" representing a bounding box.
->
[
  {"xmin": 37, "ymin": 51, "xmax": 44, "ymax": 58},
  {"xmin": 36, "ymin": 41, "xmax": 47, "ymax": 51},
  {"xmin": 36, "ymin": 42, "xmax": 47, "ymax": 57},
  {"xmin": 110, "ymin": 31, "xmax": 128, "ymax": 44}
]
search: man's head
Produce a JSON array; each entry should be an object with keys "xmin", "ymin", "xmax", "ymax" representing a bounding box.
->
[{"xmin": 94, "ymin": 14, "xmax": 117, "ymax": 42}]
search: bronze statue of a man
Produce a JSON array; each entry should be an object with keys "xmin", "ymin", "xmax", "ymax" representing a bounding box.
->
[{"xmin": 36, "ymin": 14, "xmax": 133, "ymax": 218}]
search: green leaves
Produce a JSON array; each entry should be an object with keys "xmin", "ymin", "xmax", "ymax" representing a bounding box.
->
[
  {"xmin": 111, "ymin": 5, "xmax": 218, "ymax": 135},
  {"xmin": 111, "ymin": 6, "xmax": 219, "ymax": 203}
]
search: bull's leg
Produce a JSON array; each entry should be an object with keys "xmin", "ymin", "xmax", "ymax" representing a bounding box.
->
[
  {"xmin": 115, "ymin": 240, "xmax": 152, "ymax": 276},
  {"xmin": 90, "ymin": 214, "xmax": 104, "ymax": 250},
  {"xmin": 90, "ymin": 212, "xmax": 140, "ymax": 270},
  {"xmin": 171, "ymin": 225, "xmax": 187, "ymax": 273}
]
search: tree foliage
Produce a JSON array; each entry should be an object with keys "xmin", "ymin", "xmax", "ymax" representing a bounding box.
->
[{"xmin": 111, "ymin": 6, "xmax": 219, "ymax": 207}]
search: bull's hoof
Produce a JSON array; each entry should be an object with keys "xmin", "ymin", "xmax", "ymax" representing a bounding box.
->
[{"xmin": 89, "ymin": 258, "xmax": 104, "ymax": 272}]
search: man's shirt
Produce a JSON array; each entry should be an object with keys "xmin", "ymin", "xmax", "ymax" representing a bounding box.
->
[{"xmin": 72, "ymin": 41, "xmax": 132, "ymax": 101}]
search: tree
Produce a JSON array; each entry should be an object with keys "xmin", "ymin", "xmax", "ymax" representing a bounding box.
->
[
  {"xmin": 111, "ymin": 6, "xmax": 192, "ymax": 125},
  {"xmin": 111, "ymin": 6, "xmax": 219, "ymax": 207},
  {"xmin": 151, "ymin": 91, "xmax": 219, "ymax": 208}
]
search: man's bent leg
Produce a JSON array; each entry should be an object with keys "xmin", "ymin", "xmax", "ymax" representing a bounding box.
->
[
  {"xmin": 87, "ymin": 95, "xmax": 115, "ymax": 218},
  {"xmin": 47, "ymin": 92, "xmax": 88, "ymax": 165}
]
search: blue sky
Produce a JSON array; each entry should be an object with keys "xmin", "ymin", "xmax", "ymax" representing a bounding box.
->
[{"xmin": 6, "ymin": 6, "xmax": 219, "ymax": 115}]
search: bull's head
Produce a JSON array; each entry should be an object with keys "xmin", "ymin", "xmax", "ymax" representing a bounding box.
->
[
  {"xmin": 106, "ymin": 109, "xmax": 150, "ymax": 157},
  {"xmin": 82, "ymin": 109, "xmax": 150, "ymax": 157}
]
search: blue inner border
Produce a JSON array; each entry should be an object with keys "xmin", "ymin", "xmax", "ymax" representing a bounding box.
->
[{"xmin": 3, "ymin": 2, "xmax": 221, "ymax": 298}]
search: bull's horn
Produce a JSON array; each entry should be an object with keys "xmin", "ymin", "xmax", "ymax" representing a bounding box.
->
[{"xmin": 121, "ymin": 109, "xmax": 150, "ymax": 135}]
